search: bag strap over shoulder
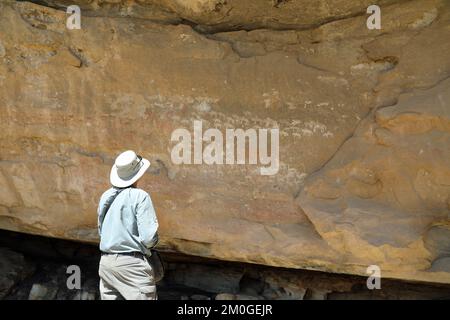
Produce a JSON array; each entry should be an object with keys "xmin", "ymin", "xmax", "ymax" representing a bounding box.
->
[
  {"xmin": 99, "ymin": 187, "xmax": 127, "ymax": 233},
  {"xmin": 104, "ymin": 187, "xmax": 127, "ymax": 216}
]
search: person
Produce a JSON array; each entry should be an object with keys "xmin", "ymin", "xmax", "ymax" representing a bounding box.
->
[{"xmin": 97, "ymin": 150, "xmax": 159, "ymax": 300}]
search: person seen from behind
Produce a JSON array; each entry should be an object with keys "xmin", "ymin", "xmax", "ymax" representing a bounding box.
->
[{"xmin": 97, "ymin": 150, "xmax": 159, "ymax": 300}]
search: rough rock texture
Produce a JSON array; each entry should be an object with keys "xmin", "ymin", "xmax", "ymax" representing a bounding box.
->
[
  {"xmin": 2, "ymin": 230, "xmax": 450, "ymax": 300},
  {"xmin": 0, "ymin": 248, "xmax": 35, "ymax": 298},
  {"xmin": 0, "ymin": 0, "xmax": 449, "ymax": 283}
]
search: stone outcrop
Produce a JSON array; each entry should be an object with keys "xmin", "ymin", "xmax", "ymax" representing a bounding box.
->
[
  {"xmin": 0, "ymin": 0, "xmax": 449, "ymax": 284},
  {"xmin": 0, "ymin": 248, "xmax": 35, "ymax": 299},
  {"xmin": 2, "ymin": 230, "xmax": 450, "ymax": 300}
]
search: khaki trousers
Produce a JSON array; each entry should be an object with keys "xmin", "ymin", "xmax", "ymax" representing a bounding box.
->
[{"xmin": 98, "ymin": 253, "xmax": 157, "ymax": 300}]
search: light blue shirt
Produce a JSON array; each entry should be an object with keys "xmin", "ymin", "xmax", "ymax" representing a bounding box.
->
[{"xmin": 97, "ymin": 187, "xmax": 159, "ymax": 256}]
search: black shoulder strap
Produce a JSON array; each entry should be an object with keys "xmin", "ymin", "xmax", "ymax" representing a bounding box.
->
[
  {"xmin": 99, "ymin": 187, "xmax": 128, "ymax": 234},
  {"xmin": 104, "ymin": 187, "xmax": 127, "ymax": 217}
]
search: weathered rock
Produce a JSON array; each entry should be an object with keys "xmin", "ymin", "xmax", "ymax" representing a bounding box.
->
[
  {"xmin": 0, "ymin": 0, "xmax": 449, "ymax": 284},
  {"xmin": 239, "ymin": 274, "xmax": 265, "ymax": 296},
  {"xmin": 215, "ymin": 293, "xmax": 236, "ymax": 300},
  {"xmin": 1, "ymin": 229, "xmax": 450, "ymax": 300},
  {"xmin": 28, "ymin": 283, "xmax": 58, "ymax": 300},
  {"xmin": 33, "ymin": 0, "xmax": 403, "ymax": 32},
  {"xmin": 166, "ymin": 264, "xmax": 243, "ymax": 293},
  {"xmin": 299, "ymin": 78, "xmax": 450, "ymax": 283},
  {"xmin": 190, "ymin": 294, "xmax": 211, "ymax": 300},
  {"xmin": 215, "ymin": 292, "xmax": 262, "ymax": 300},
  {"xmin": 261, "ymin": 273, "xmax": 307, "ymax": 300},
  {"xmin": 0, "ymin": 248, "xmax": 35, "ymax": 299},
  {"xmin": 235, "ymin": 294, "xmax": 261, "ymax": 300},
  {"xmin": 304, "ymin": 288, "xmax": 329, "ymax": 300}
]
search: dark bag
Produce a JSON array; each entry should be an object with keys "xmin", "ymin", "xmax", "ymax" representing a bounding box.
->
[
  {"xmin": 148, "ymin": 247, "xmax": 165, "ymax": 283},
  {"xmin": 101, "ymin": 187, "xmax": 165, "ymax": 282}
]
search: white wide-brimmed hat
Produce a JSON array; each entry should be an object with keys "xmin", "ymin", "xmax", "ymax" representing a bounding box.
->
[{"xmin": 110, "ymin": 150, "xmax": 151, "ymax": 188}]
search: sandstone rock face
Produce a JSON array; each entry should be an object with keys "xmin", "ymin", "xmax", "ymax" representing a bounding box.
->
[{"xmin": 0, "ymin": 0, "xmax": 449, "ymax": 284}]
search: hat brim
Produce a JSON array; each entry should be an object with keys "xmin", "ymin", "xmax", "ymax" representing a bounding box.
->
[{"xmin": 110, "ymin": 158, "xmax": 151, "ymax": 188}]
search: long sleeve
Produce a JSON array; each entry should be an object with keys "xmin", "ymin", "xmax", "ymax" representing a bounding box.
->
[
  {"xmin": 136, "ymin": 193, "xmax": 159, "ymax": 249},
  {"xmin": 98, "ymin": 195, "xmax": 108, "ymax": 237}
]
